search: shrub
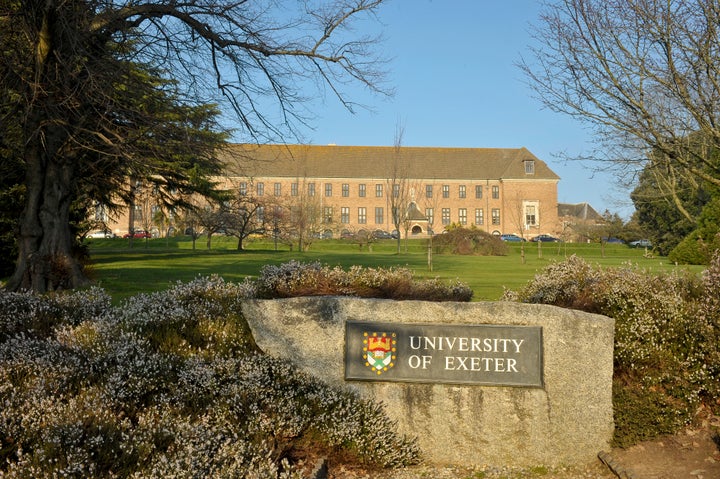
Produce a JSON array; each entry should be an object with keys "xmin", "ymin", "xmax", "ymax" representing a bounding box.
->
[
  {"xmin": 255, "ymin": 260, "xmax": 473, "ymax": 301},
  {"xmin": 0, "ymin": 277, "xmax": 421, "ymax": 477},
  {"xmin": 505, "ymin": 254, "xmax": 720, "ymax": 447},
  {"xmin": 432, "ymin": 226, "xmax": 508, "ymax": 256}
]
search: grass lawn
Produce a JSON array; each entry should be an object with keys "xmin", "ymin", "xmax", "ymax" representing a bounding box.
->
[{"xmin": 86, "ymin": 236, "xmax": 705, "ymax": 303}]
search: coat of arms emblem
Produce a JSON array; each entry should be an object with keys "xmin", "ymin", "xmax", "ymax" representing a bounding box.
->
[{"xmin": 363, "ymin": 332, "xmax": 397, "ymax": 374}]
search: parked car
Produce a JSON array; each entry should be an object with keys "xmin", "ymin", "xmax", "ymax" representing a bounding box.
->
[
  {"xmin": 530, "ymin": 234, "xmax": 560, "ymax": 242},
  {"xmin": 500, "ymin": 233, "xmax": 525, "ymax": 242},
  {"xmin": 602, "ymin": 237, "xmax": 625, "ymax": 244},
  {"xmin": 629, "ymin": 239, "xmax": 652, "ymax": 248},
  {"xmin": 123, "ymin": 230, "xmax": 151, "ymax": 239},
  {"xmin": 87, "ymin": 229, "xmax": 115, "ymax": 239},
  {"xmin": 373, "ymin": 229, "xmax": 393, "ymax": 239}
]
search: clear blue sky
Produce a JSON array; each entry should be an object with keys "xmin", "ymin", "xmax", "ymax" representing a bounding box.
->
[{"xmin": 287, "ymin": 0, "xmax": 635, "ymax": 219}]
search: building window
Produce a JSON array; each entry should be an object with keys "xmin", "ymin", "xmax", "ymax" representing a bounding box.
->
[
  {"xmin": 291, "ymin": 182, "xmax": 298, "ymax": 196},
  {"xmin": 426, "ymin": 184, "xmax": 433, "ymax": 198},
  {"xmin": 524, "ymin": 203, "xmax": 539, "ymax": 228},
  {"xmin": 459, "ymin": 185, "xmax": 466, "ymax": 199},
  {"xmin": 492, "ymin": 208, "xmax": 501, "ymax": 225},
  {"xmin": 426, "ymin": 208, "xmax": 434, "ymax": 225},
  {"xmin": 257, "ymin": 206, "xmax": 265, "ymax": 223},
  {"xmin": 341, "ymin": 207, "xmax": 350, "ymax": 224},
  {"xmin": 393, "ymin": 183, "xmax": 400, "ymax": 198},
  {"xmin": 442, "ymin": 185, "xmax": 450, "ymax": 198},
  {"xmin": 475, "ymin": 208, "xmax": 484, "ymax": 225},
  {"xmin": 342, "ymin": 183, "xmax": 350, "ymax": 197},
  {"xmin": 441, "ymin": 208, "xmax": 451, "ymax": 225},
  {"xmin": 524, "ymin": 160, "xmax": 535, "ymax": 175},
  {"xmin": 459, "ymin": 208, "xmax": 467, "ymax": 225},
  {"xmin": 256, "ymin": 182, "xmax": 264, "ymax": 196},
  {"xmin": 375, "ymin": 184, "xmax": 383, "ymax": 197},
  {"xmin": 492, "ymin": 185, "xmax": 500, "ymax": 199},
  {"xmin": 239, "ymin": 182, "xmax": 248, "ymax": 196},
  {"xmin": 308, "ymin": 182, "xmax": 315, "ymax": 197},
  {"xmin": 375, "ymin": 207, "xmax": 384, "ymax": 224},
  {"xmin": 358, "ymin": 207, "xmax": 367, "ymax": 224},
  {"xmin": 324, "ymin": 207, "xmax": 333, "ymax": 224},
  {"xmin": 359, "ymin": 184, "xmax": 366, "ymax": 197},
  {"xmin": 475, "ymin": 185, "xmax": 483, "ymax": 199},
  {"xmin": 325, "ymin": 183, "xmax": 332, "ymax": 197},
  {"xmin": 274, "ymin": 182, "xmax": 281, "ymax": 196},
  {"xmin": 94, "ymin": 203, "xmax": 109, "ymax": 222}
]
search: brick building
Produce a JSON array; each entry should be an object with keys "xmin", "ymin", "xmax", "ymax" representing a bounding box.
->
[
  {"xmin": 215, "ymin": 143, "xmax": 561, "ymax": 239},
  {"xmin": 102, "ymin": 143, "xmax": 562, "ymax": 239}
]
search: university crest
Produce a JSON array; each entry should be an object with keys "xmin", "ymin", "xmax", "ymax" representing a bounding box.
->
[{"xmin": 363, "ymin": 332, "xmax": 397, "ymax": 375}]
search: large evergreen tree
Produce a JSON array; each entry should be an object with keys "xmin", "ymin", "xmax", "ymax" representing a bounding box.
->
[{"xmin": 0, "ymin": 0, "xmax": 387, "ymax": 292}]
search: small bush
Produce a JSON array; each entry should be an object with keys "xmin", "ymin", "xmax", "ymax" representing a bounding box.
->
[
  {"xmin": 432, "ymin": 226, "xmax": 508, "ymax": 256},
  {"xmin": 505, "ymin": 254, "xmax": 720, "ymax": 447}
]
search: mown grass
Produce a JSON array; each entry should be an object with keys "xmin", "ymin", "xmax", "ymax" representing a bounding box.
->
[{"xmin": 86, "ymin": 236, "xmax": 705, "ymax": 303}]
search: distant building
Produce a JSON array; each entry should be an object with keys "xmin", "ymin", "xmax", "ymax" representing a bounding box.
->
[
  {"xmin": 558, "ymin": 202, "xmax": 604, "ymax": 241},
  {"xmin": 103, "ymin": 144, "xmax": 563, "ymax": 239}
]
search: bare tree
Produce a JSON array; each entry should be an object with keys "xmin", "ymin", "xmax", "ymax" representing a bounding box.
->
[
  {"xmin": 520, "ymin": 0, "xmax": 720, "ymax": 191},
  {"xmin": 387, "ymin": 123, "xmax": 418, "ymax": 253},
  {"xmin": 1, "ymin": 0, "xmax": 389, "ymax": 292}
]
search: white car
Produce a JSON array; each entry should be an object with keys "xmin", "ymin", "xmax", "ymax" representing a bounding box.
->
[{"xmin": 87, "ymin": 230, "xmax": 115, "ymax": 239}]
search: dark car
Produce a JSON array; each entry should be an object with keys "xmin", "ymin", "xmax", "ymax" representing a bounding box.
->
[
  {"xmin": 372, "ymin": 229, "xmax": 393, "ymax": 239},
  {"xmin": 123, "ymin": 230, "xmax": 151, "ymax": 239},
  {"xmin": 602, "ymin": 237, "xmax": 625, "ymax": 244},
  {"xmin": 530, "ymin": 234, "xmax": 559, "ymax": 242},
  {"xmin": 500, "ymin": 233, "xmax": 525, "ymax": 242}
]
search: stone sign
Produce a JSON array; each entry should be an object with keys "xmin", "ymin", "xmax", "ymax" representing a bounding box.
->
[{"xmin": 344, "ymin": 321, "xmax": 543, "ymax": 387}]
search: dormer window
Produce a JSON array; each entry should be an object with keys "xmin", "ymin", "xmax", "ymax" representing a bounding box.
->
[{"xmin": 524, "ymin": 160, "xmax": 535, "ymax": 175}]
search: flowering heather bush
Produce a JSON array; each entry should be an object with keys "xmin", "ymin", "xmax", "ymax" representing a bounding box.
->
[
  {"xmin": 0, "ymin": 277, "xmax": 420, "ymax": 477},
  {"xmin": 505, "ymin": 254, "xmax": 720, "ymax": 446},
  {"xmin": 255, "ymin": 260, "xmax": 473, "ymax": 301}
]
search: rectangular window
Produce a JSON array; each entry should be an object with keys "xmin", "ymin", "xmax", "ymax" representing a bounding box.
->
[
  {"xmin": 492, "ymin": 208, "xmax": 501, "ymax": 225},
  {"xmin": 524, "ymin": 160, "xmax": 535, "ymax": 175},
  {"xmin": 525, "ymin": 204, "xmax": 537, "ymax": 227},
  {"xmin": 492, "ymin": 185, "xmax": 499, "ymax": 199},
  {"xmin": 358, "ymin": 207, "xmax": 367, "ymax": 224},
  {"xmin": 459, "ymin": 208, "xmax": 467, "ymax": 225},
  {"xmin": 308, "ymin": 182, "xmax": 315, "ymax": 197},
  {"xmin": 291, "ymin": 182, "xmax": 298, "ymax": 196},
  {"xmin": 256, "ymin": 182, "xmax": 264, "ymax": 196},
  {"xmin": 375, "ymin": 184, "xmax": 383, "ymax": 197},
  {"xmin": 359, "ymin": 184, "xmax": 366, "ymax": 197},
  {"xmin": 239, "ymin": 182, "xmax": 248, "ymax": 196},
  {"xmin": 475, "ymin": 185, "xmax": 483, "ymax": 199},
  {"xmin": 459, "ymin": 185, "xmax": 466, "ymax": 199},
  {"xmin": 441, "ymin": 208, "xmax": 451, "ymax": 225},
  {"xmin": 257, "ymin": 206, "xmax": 265, "ymax": 223},
  {"xmin": 426, "ymin": 184, "xmax": 433, "ymax": 198},
  {"xmin": 375, "ymin": 207, "xmax": 384, "ymax": 224},
  {"xmin": 341, "ymin": 207, "xmax": 350, "ymax": 224},
  {"xmin": 475, "ymin": 208, "xmax": 484, "ymax": 225},
  {"xmin": 393, "ymin": 184, "xmax": 400, "ymax": 198},
  {"xmin": 442, "ymin": 185, "xmax": 450, "ymax": 198},
  {"xmin": 324, "ymin": 206, "xmax": 333, "ymax": 224},
  {"xmin": 274, "ymin": 182, "xmax": 281, "ymax": 196},
  {"xmin": 94, "ymin": 203, "xmax": 108, "ymax": 222},
  {"xmin": 342, "ymin": 183, "xmax": 350, "ymax": 197},
  {"xmin": 425, "ymin": 208, "xmax": 434, "ymax": 225},
  {"xmin": 325, "ymin": 183, "xmax": 332, "ymax": 197}
]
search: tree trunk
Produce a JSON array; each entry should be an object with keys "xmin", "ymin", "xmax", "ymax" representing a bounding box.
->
[{"xmin": 6, "ymin": 120, "xmax": 89, "ymax": 292}]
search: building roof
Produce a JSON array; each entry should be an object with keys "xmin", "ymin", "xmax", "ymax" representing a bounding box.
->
[
  {"xmin": 219, "ymin": 144, "xmax": 561, "ymax": 181},
  {"xmin": 558, "ymin": 202, "xmax": 603, "ymax": 222}
]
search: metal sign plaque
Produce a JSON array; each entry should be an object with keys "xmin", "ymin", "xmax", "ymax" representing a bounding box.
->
[{"xmin": 345, "ymin": 321, "xmax": 543, "ymax": 387}]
